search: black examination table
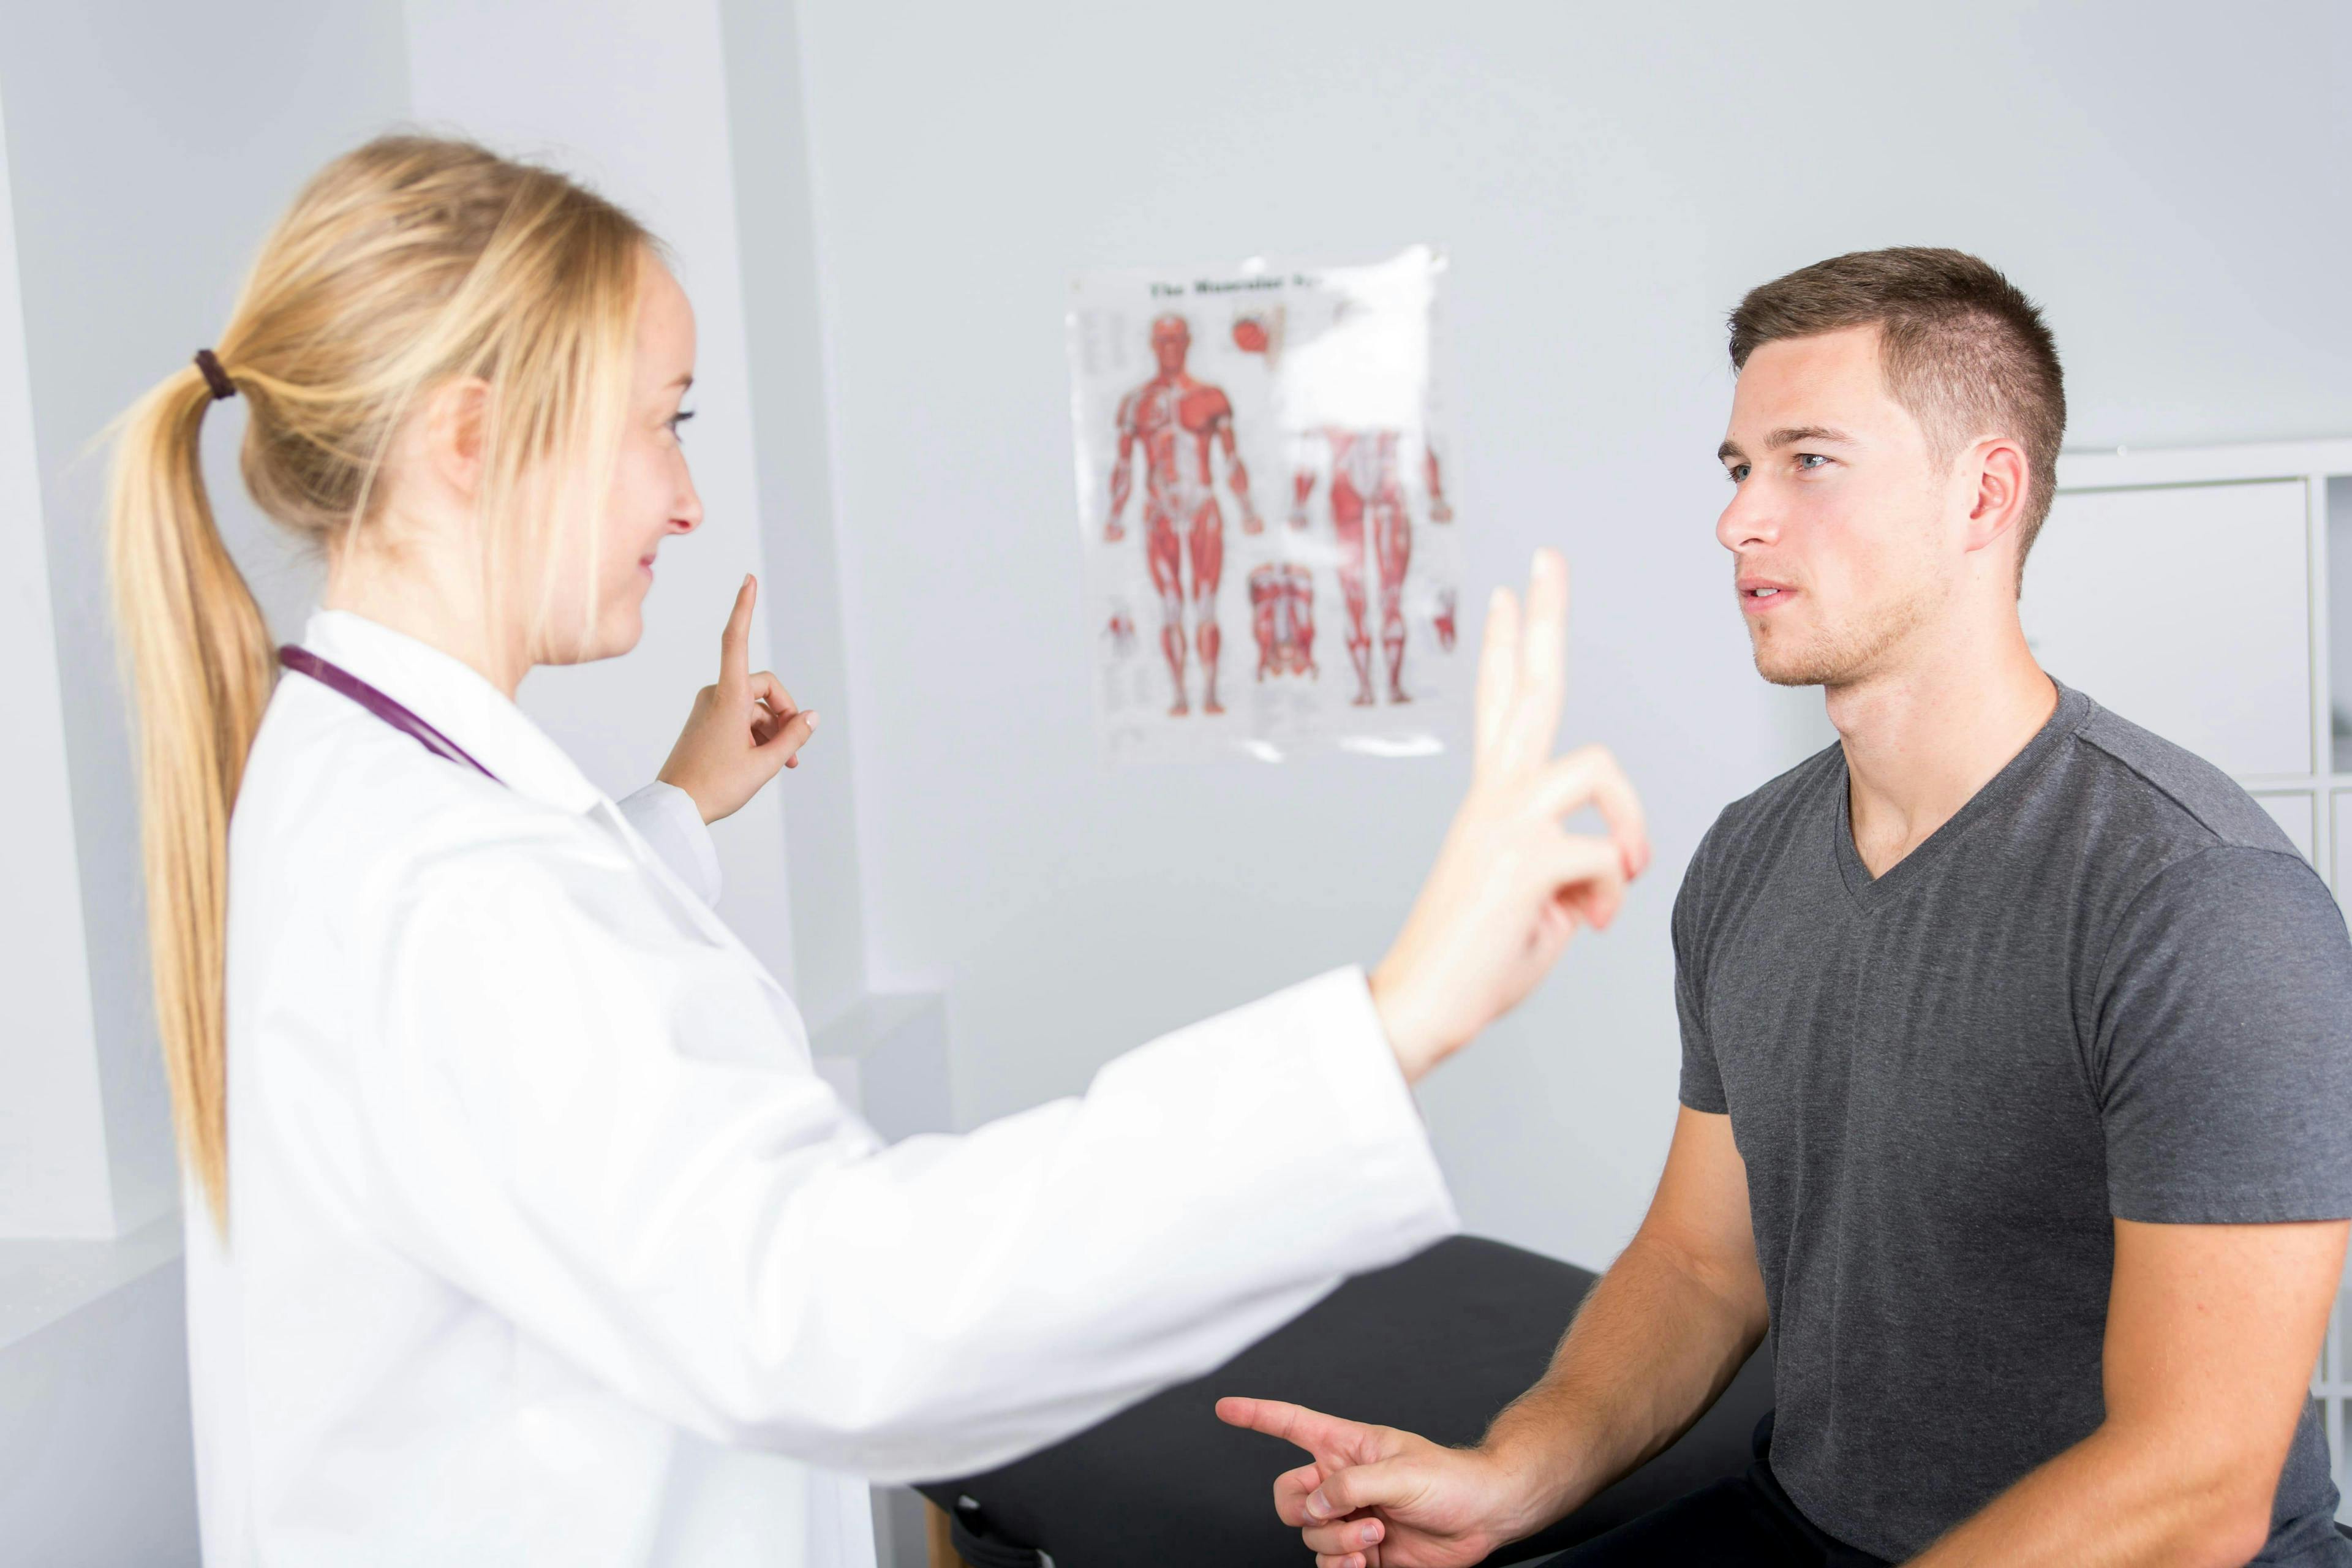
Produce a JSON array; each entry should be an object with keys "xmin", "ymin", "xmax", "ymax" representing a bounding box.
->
[{"xmin": 915, "ymin": 1234, "xmax": 1775, "ymax": 1566}]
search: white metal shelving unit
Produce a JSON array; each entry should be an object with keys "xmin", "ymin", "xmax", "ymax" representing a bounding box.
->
[{"xmin": 2043, "ymin": 439, "xmax": 2352, "ymax": 1518}]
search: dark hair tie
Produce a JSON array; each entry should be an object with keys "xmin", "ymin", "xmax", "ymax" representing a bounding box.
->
[{"xmin": 193, "ymin": 348, "xmax": 236, "ymax": 402}]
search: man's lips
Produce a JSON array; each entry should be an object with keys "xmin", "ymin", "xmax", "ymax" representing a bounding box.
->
[{"xmin": 1737, "ymin": 577, "xmax": 1796, "ymax": 614}]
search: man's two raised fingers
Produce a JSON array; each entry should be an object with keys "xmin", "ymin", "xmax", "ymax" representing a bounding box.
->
[
  {"xmin": 719, "ymin": 574, "xmax": 757, "ymax": 687},
  {"xmin": 1531, "ymin": 745, "xmax": 1649, "ymax": 876}
]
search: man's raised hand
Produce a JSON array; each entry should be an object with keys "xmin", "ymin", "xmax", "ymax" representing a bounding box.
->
[
  {"xmin": 657, "ymin": 573, "xmax": 816, "ymax": 824},
  {"xmin": 1371, "ymin": 549, "xmax": 1648, "ymax": 1082}
]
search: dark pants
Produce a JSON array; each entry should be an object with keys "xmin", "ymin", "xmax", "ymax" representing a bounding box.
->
[{"xmin": 1545, "ymin": 1412, "xmax": 1888, "ymax": 1567}]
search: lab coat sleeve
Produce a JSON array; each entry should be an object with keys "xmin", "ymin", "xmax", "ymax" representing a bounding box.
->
[
  {"xmin": 614, "ymin": 782, "xmax": 722, "ymax": 905},
  {"xmin": 360, "ymin": 841, "xmax": 1458, "ymax": 1482}
]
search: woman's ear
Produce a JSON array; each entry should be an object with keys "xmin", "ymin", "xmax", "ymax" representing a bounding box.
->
[{"xmin": 418, "ymin": 375, "xmax": 492, "ymax": 500}]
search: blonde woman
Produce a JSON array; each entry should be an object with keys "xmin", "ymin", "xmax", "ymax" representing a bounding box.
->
[{"xmin": 106, "ymin": 134, "xmax": 1646, "ymax": 1567}]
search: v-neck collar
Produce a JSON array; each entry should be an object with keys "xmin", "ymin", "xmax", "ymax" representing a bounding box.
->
[{"xmin": 1832, "ymin": 680, "xmax": 2090, "ymax": 913}]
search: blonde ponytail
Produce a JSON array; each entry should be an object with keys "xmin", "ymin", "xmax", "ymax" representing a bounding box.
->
[
  {"xmin": 106, "ymin": 366, "xmax": 274, "ymax": 1233},
  {"xmin": 102, "ymin": 135, "xmax": 654, "ymax": 1231}
]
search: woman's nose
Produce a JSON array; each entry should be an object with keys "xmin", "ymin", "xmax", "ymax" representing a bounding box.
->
[{"xmin": 671, "ymin": 476, "xmax": 704, "ymax": 535}]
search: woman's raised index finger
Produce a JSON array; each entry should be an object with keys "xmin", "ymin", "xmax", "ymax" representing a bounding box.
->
[{"xmin": 720, "ymin": 574, "xmax": 756, "ymax": 687}]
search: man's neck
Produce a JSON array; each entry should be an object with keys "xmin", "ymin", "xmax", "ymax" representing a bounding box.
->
[{"xmin": 1826, "ymin": 614, "xmax": 2058, "ymax": 879}]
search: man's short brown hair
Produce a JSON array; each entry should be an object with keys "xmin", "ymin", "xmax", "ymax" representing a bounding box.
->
[{"xmin": 1728, "ymin": 247, "xmax": 2065, "ymax": 582}]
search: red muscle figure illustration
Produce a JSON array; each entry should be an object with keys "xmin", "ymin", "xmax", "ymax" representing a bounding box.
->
[
  {"xmin": 1248, "ymin": 562, "xmax": 1317, "ymax": 681},
  {"xmin": 1102, "ymin": 315, "xmax": 1262, "ymax": 716},
  {"xmin": 1283, "ymin": 564, "xmax": 1317, "ymax": 677},
  {"xmin": 1289, "ymin": 429, "xmax": 1452, "ymax": 705}
]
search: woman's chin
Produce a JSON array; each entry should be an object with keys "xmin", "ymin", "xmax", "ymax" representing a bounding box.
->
[
  {"xmin": 539, "ymin": 609, "xmax": 644, "ymax": 668},
  {"xmin": 595, "ymin": 608, "xmax": 646, "ymax": 660}
]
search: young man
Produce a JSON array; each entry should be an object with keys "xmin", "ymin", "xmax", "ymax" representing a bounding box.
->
[{"xmin": 1220, "ymin": 249, "xmax": 2352, "ymax": 1567}]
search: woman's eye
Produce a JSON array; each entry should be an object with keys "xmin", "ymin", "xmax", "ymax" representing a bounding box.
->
[
  {"xmin": 1795, "ymin": 452, "xmax": 1828, "ymax": 471},
  {"xmin": 668, "ymin": 409, "xmax": 696, "ymax": 440}
]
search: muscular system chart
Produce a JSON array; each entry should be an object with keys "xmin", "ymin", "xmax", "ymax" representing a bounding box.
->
[{"xmin": 1068, "ymin": 246, "xmax": 1463, "ymax": 764}]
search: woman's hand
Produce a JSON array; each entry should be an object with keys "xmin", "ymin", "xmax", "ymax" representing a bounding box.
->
[
  {"xmin": 658, "ymin": 575, "xmax": 816, "ymax": 824},
  {"xmin": 1373, "ymin": 550, "xmax": 1647, "ymax": 1082}
]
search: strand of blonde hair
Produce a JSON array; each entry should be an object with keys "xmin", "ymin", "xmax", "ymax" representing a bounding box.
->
[{"xmin": 106, "ymin": 368, "xmax": 274, "ymax": 1232}]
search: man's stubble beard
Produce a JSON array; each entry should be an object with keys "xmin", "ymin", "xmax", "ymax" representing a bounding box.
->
[{"xmin": 1750, "ymin": 580, "xmax": 1938, "ymax": 689}]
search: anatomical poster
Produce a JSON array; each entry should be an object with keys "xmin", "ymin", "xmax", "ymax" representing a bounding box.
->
[{"xmin": 1067, "ymin": 246, "xmax": 1464, "ymax": 765}]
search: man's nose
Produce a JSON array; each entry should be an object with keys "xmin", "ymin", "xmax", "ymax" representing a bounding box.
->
[{"xmin": 1716, "ymin": 481, "xmax": 1779, "ymax": 554}]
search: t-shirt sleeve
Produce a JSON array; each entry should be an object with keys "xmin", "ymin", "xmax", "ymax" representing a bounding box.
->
[
  {"xmin": 1674, "ymin": 860, "xmax": 1728, "ymax": 1114},
  {"xmin": 2092, "ymin": 845, "xmax": 2352, "ymax": 1223}
]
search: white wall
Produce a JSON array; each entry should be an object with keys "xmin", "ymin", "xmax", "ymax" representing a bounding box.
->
[
  {"xmin": 718, "ymin": 0, "xmax": 873, "ymax": 1030},
  {"xmin": 790, "ymin": 0, "xmax": 2352, "ymax": 1267},
  {"xmin": 0, "ymin": 95, "xmax": 111, "ymax": 1239},
  {"xmin": 0, "ymin": 0, "xmax": 416, "ymax": 1235}
]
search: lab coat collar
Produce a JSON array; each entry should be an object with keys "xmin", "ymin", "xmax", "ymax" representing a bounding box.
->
[{"xmin": 295, "ymin": 610, "xmax": 606, "ymax": 818}]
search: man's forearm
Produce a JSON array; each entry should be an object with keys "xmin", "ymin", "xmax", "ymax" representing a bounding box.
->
[
  {"xmin": 1477, "ymin": 1233, "xmax": 1768, "ymax": 1537},
  {"xmin": 1907, "ymin": 1423, "xmax": 2274, "ymax": 1568}
]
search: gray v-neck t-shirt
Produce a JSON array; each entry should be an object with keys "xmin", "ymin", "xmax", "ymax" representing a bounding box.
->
[{"xmin": 1676, "ymin": 681, "xmax": 2352, "ymax": 1563}]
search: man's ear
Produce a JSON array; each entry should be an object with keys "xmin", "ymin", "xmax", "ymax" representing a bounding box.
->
[
  {"xmin": 418, "ymin": 375, "xmax": 492, "ymax": 500},
  {"xmin": 1962, "ymin": 435, "xmax": 2030, "ymax": 557}
]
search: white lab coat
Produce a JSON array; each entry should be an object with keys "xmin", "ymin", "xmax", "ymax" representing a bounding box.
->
[{"xmin": 186, "ymin": 609, "xmax": 1459, "ymax": 1567}]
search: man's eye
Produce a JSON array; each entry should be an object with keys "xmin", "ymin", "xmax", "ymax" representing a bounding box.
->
[
  {"xmin": 1795, "ymin": 453, "xmax": 1828, "ymax": 470},
  {"xmin": 1727, "ymin": 464, "xmax": 1750, "ymax": 483}
]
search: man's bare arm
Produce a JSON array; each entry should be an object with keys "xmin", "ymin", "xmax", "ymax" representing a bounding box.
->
[
  {"xmin": 1480, "ymin": 1105, "xmax": 1770, "ymax": 1531},
  {"xmin": 1218, "ymin": 1106, "xmax": 1768, "ymax": 1567},
  {"xmin": 1908, "ymin": 1216, "xmax": 2345, "ymax": 1568}
]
